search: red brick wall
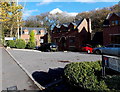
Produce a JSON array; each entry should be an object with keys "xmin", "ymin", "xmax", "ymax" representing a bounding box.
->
[
  {"xmin": 51, "ymin": 19, "xmax": 91, "ymax": 51},
  {"xmin": 103, "ymin": 26, "xmax": 120, "ymax": 45},
  {"xmin": 103, "ymin": 14, "xmax": 120, "ymax": 45},
  {"xmin": 21, "ymin": 29, "xmax": 45, "ymax": 46}
]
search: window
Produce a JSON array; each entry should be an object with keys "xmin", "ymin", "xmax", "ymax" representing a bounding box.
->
[
  {"xmin": 41, "ymin": 32, "xmax": 45, "ymax": 35},
  {"xmin": 111, "ymin": 21, "xmax": 115, "ymax": 26},
  {"xmin": 105, "ymin": 44, "xmax": 113, "ymax": 47},
  {"xmin": 56, "ymin": 30, "xmax": 60, "ymax": 33},
  {"xmin": 115, "ymin": 20, "xmax": 119, "ymax": 25},
  {"xmin": 69, "ymin": 37, "xmax": 75, "ymax": 43},
  {"xmin": 22, "ymin": 31, "xmax": 24, "ymax": 34},
  {"xmin": 115, "ymin": 45, "xmax": 120, "ymax": 48},
  {"xmin": 111, "ymin": 20, "xmax": 119, "ymax": 26},
  {"xmin": 39, "ymin": 31, "xmax": 41, "ymax": 34},
  {"xmin": 25, "ymin": 31, "xmax": 28, "ymax": 34},
  {"xmin": 111, "ymin": 35, "xmax": 120, "ymax": 44}
]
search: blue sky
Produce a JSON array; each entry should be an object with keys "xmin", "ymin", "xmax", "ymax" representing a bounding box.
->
[{"xmin": 19, "ymin": 1, "xmax": 119, "ymax": 20}]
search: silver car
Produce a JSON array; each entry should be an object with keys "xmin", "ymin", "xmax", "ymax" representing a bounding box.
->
[{"xmin": 93, "ymin": 44, "xmax": 120, "ymax": 56}]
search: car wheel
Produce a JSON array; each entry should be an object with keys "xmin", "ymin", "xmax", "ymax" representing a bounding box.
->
[
  {"xmin": 95, "ymin": 50, "xmax": 101, "ymax": 54},
  {"xmin": 87, "ymin": 50, "xmax": 91, "ymax": 54}
]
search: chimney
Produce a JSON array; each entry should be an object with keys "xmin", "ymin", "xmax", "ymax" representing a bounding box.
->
[{"xmin": 86, "ymin": 18, "xmax": 92, "ymax": 33}]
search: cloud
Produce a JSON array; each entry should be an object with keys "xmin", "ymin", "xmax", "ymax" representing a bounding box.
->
[
  {"xmin": 75, "ymin": 0, "xmax": 119, "ymax": 2},
  {"xmin": 23, "ymin": 9, "xmax": 39, "ymax": 19},
  {"xmin": 6, "ymin": 0, "xmax": 119, "ymax": 2},
  {"xmin": 36, "ymin": 0, "xmax": 54, "ymax": 5}
]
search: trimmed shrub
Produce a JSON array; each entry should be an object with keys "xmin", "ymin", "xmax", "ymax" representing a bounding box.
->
[
  {"xmin": 104, "ymin": 75, "xmax": 120, "ymax": 91},
  {"xmin": 26, "ymin": 41, "xmax": 36, "ymax": 49},
  {"xmin": 6, "ymin": 40, "xmax": 16, "ymax": 48},
  {"xmin": 16, "ymin": 39, "xmax": 26, "ymax": 49},
  {"xmin": 64, "ymin": 61, "xmax": 109, "ymax": 91}
]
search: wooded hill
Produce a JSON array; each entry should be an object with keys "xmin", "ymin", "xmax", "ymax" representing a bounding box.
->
[{"xmin": 75, "ymin": 3, "xmax": 120, "ymax": 33}]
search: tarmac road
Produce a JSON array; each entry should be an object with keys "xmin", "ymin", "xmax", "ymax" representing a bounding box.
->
[{"xmin": 7, "ymin": 49, "xmax": 102, "ymax": 74}]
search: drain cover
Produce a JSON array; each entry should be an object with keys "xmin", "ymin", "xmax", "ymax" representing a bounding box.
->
[{"xmin": 7, "ymin": 86, "xmax": 17, "ymax": 91}]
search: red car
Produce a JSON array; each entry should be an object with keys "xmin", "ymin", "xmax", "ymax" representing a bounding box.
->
[{"xmin": 80, "ymin": 44, "xmax": 93, "ymax": 53}]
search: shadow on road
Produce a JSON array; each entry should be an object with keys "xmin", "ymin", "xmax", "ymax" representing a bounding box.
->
[
  {"xmin": 32, "ymin": 68, "xmax": 64, "ymax": 87},
  {"xmin": 32, "ymin": 68, "xmax": 90, "ymax": 92}
]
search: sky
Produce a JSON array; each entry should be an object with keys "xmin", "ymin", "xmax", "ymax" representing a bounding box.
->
[{"xmin": 18, "ymin": 0, "xmax": 120, "ymax": 20}]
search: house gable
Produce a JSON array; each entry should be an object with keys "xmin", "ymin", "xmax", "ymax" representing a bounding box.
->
[{"xmin": 77, "ymin": 19, "xmax": 88, "ymax": 33}]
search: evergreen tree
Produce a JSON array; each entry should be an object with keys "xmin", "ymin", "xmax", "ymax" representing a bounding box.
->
[
  {"xmin": 26, "ymin": 30, "xmax": 36, "ymax": 49},
  {"xmin": 29, "ymin": 30, "xmax": 35, "ymax": 42}
]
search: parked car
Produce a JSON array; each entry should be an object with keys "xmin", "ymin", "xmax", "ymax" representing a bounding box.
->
[
  {"xmin": 93, "ymin": 44, "xmax": 120, "ymax": 56},
  {"xmin": 38, "ymin": 43, "xmax": 58, "ymax": 52},
  {"xmin": 80, "ymin": 44, "xmax": 93, "ymax": 53}
]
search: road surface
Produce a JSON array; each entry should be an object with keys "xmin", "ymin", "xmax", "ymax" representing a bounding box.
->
[{"xmin": 7, "ymin": 49, "xmax": 102, "ymax": 74}]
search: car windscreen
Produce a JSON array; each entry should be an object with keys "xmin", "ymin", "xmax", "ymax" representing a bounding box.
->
[
  {"xmin": 105, "ymin": 44, "xmax": 114, "ymax": 47},
  {"xmin": 115, "ymin": 45, "xmax": 120, "ymax": 48}
]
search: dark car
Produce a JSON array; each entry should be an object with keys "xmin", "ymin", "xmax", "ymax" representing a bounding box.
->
[
  {"xmin": 38, "ymin": 43, "xmax": 58, "ymax": 52},
  {"xmin": 93, "ymin": 44, "xmax": 120, "ymax": 56},
  {"xmin": 80, "ymin": 44, "xmax": 93, "ymax": 53}
]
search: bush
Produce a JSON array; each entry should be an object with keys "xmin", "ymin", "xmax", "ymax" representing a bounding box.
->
[
  {"xmin": 26, "ymin": 41, "xmax": 36, "ymax": 49},
  {"xmin": 64, "ymin": 61, "xmax": 109, "ymax": 91},
  {"xmin": 6, "ymin": 40, "xmax": 16, "ymax": 48},
  {"xmin": 104, "ymin": 75, "xmax": 120, "ymax": 90},
  {"xmin": 16, "ymin": 39, "xmax": 26, "ymax": 49}
]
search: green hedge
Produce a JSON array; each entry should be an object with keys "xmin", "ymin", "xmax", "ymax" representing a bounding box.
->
[
  {"xmin": 6, "ymin": 40, "xmax": 16, "ymax": 48},
  {"xmin": 26, "ymin": 41, "xmax": 36, "ymax": 49},
  {"xmin": 16, "ymin": 39, "xmax": 26, "ymax": 49},
  {"xmin": 64, "ymin": 61, "xmax": 109, "ymax": 91}
]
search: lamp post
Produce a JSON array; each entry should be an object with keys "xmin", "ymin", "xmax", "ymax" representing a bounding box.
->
[{"xmin": 17, "ymin": 0, "xmax": 20, "ymax": 39}]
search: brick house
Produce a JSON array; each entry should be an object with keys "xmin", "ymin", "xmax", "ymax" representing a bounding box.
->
[
  {"xmin": 51, "ymin": 18, "xmax": 92, "ymax": 51},
  {"xmin": 103, "ymin": 13, "xmax": 120, "ymax": 45},
  {"xmin": 20, "ymin": 27, "xmax": 46, "ymax": 46}
]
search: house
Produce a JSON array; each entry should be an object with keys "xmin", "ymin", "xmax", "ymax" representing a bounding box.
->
[
  {"xmin": 51, "ymin": 18, "xmax": 92, "ymax": 51},
  {"xmin": 103, "ymin": 13, "xmax": 120, "ymax": 45},
  {"xmin": 91, "ymin": 32, "xmax": 103, "ymax": 46},
  {"xmin": 20, "ymin": 27, "xmax": 46, "ymax": 46}
]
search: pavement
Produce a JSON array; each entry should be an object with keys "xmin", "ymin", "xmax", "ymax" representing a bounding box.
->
[
  {"xmin": 0, "ymin": 48, "xmax": 2, "ymax": 92},
  {"xmin": 1, "ymin": 48, "xmax": 39, "ymax": 90}
]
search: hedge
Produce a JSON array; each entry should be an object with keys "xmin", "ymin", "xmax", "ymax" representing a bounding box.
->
[
  {"xmin": 64, "ymin": 61, "xmax": 109, "ymax": 91},
  {"xmin": 16, "ymin": 39, "xmax": 26, "ymax": 49},
  {"xmin": 26, "ymin": 41, "xmax": 36, "ymax": 49},
  {"xmin": 6, "ymin": 40, "xmax": 16, "ymax": 48}
]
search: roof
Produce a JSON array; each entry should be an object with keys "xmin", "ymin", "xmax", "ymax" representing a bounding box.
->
[
  {"xmin": 106, "ymin": 12, "xmax": 120, "ymax": 19},
  {"xmin": 22, "ymin": 27, "xmax": 46, "ymax": 34},
  {"xmin": 57, "ymin": 19, "xmax": 84, "ymax": 28},
  {"xmin": 104, "ymin": 12, "xmax": 120, "ymax": 26},
  {"xmin": 22, "ymin": 27, "xmax": 45, "ymax": 31},
  {"xmin": 72, "ymin": 19, "xmax": 84, "ymax": 27}
]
